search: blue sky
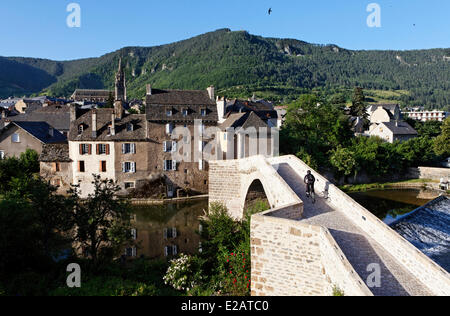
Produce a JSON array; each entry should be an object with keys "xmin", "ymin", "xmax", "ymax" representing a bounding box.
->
[{"xmin": 0, "ymin": 0, "xmax": 449, "ymax": 60}]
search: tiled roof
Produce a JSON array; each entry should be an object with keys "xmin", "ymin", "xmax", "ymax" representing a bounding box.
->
[
  {"xmin": 72, "ymin": 89, "xmax": 112, "ymax": 98},
  {"xmin": 225, "ymin": 99, "xmax": 278, "ymax": 120},
  {"xmin": 9, "ymin": 121, "xmax": 67, "ymax": 144},
  {"xmin": 4, "ymin": 105, "xmax": 71, "ymax": 131},
  {"xmin": 69, "ymin": 108, "xmax": 147, "ymax": 141},
  {"xmin": 219, "ymin": 112, "xmax": 268, "ymax": 131},
  {"xmin": 39, "ymin": 143, "xmax": 72, "ymax": 162},
  {"xmin": 381, "ymin": 121, "xmax": 418, "ymax": 135},
  {"xmin": 145, "ymin": 89, "xmax": 218, "ymax": 122}
]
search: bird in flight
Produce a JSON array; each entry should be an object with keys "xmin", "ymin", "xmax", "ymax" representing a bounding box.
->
[{"xmin": 268, "ymin": 8, "xmax": 272, "ymax": 15}]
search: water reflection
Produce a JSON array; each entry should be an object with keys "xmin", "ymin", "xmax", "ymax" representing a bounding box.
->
[
  {"xmin": 348, "ymin": 189, "xmax": 437, "ymax": 222},
  {"xmin": 131, "ymin": 199, "xmax": 208, "ymax": 259}
]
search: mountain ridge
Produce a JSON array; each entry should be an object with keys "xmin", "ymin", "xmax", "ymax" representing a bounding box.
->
[{"xmin": 1, "ymin": 29, "xmax": 449, "ymax": 109}]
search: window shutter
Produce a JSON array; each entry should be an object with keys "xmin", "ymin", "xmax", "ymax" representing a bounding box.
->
[
  {"xmin": 106, "ymin": 144, "xmax": 110, "ymax": 155},
  {"xmin": 132, "ymin": 162, "xmax": 136, "ymax": 173},
  {"xmin": 131, "ymin": 229, "xmax": 137, "ymax": 240},
  {"xmin": 132, "ymin": 143, "xmax": 136, "ymax": 154},
  {"xmin": 78, "ymin": 161, "xmax": 81, "ymax": 172},
  {"xmin": 172, "ymin": 227, "xmax": 177, "ymax": 238},
  {"xmin": 79, "ymin": 144, "xmax": 83, "ymax": 155},
  {"xmin": 99, "ymin": 161, "xmax": 102, "ymax": 173},
  {"xmin": 164, "ymin": 246, "xmax": 169, "ymax": 257},
  {"xmin": 122, "ymin": 162, "xmax": 125, "ymax": 173},
  {"xmin": 88, "ymin": 144, "xmax": 92, "ymax": 155},
  {"xmin": 122, "ymin": 144, "xmax": 125, "ymax": 154},
  {"xmin": 163, "ymin": 141, "xmax": 167, "ymax": 152},
  {"xmin": 96, "ymin": 144, "xmax": 99, "ymax": 155},
  {"xmin": 172, "ymin": 245, "xmax": 178, "ymax": 256},
  {"xmin": 172, "ymin": 160, "xmax": 177, "ymax": 171},
  {"xmin": 132, "ymin": 247, "xmax": 137, "ymax": 257},
  {"xmin": 163, "ymin": 228, "xmax": 168, "ymax": 239},
  {"xmin": 172, "ymin": 141, "xmax": 177, "ymax": 152}
]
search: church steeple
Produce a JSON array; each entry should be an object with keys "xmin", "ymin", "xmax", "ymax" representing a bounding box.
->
[{"xmin": 115, "ymin": 57, "xmax": 127, "ymax": 102}]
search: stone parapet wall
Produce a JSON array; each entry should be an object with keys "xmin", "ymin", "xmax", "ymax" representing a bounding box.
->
[
  {"xmin": 251, "ymin": 206, "xmax": 371, "ymax": 296},
  {"xmin": 269, "ymin": 156, "xmax": 450, "ymax": 296}
]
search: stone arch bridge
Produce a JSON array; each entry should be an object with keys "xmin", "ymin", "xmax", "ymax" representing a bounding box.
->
[{"xmin": 209, "ymin": 155, "xmax": 450, "ymax": 296}]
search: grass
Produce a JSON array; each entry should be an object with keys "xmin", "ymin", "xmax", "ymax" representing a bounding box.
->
[
  {"xmin": 332, "ymin": 286, "xmax": 345, "ymax": 296},
  {"xmin": 340, "ymin": 179, "xmax": 437, "ymax": 193}
]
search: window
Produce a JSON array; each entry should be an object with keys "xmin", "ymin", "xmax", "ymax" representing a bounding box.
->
[
  {"xmin": 80, "ymin": 144, "xmax": 91, "ymax": 155},
  {"xmin": 131, "ymin": 229, "xmax": 137, "ymax": 240},
  {"xmin": 166, "ymin": 123, "xmax": 173, "ymax": 135},
  {"xmin": 163, "ymin": 141, "xmax": 177, "ymax": 153},
  {"xmin": 164, "ymin": 160, "xmax": 177, "ymax": 171},
  {"xmin": 78, "ymin": 125, "xmax": 84, "ymax": 135},
  {"xmin": 125, "ymin": 247, "xmax": 137, "ymax": 257},
  {"xmin": 78, "ymin": 161, "xmax": 85, "ymax": 173},
  {"xmin": 223, "ymin": 133, "xmax": 227, "ymax": 141},
  {"xmin": 164, "ymin": 245, "xmax": 178, "ymax": 257},
  {"xmin": 163, "ymin": 227, "xmax": 178, "ymax": 239},
  {"xmin": 122, "ymin": 143, "xmax": 136, "ymax": 154},
  {"xmin": 201, "ymin": 109, "xmax": 207, "ymax": 116},
  {"xmin": 53, "ymin": 162, "xmax": 61, "ymax": 172},
  {"xmin": 182, "ymin": 109, "xmax": 188, "ymax": 117},
  {"xmin": 99, "ymin": 161, "xmax": 107, "ymax": 173},
  {"xmin": 122, "ymin": 162, "xmax": 136, "ymax": 173},
  {"xmin": 97, "ymin": 144, "xmax": 108, "ymax": 155},
  {"xmin": 166, "ymin": 110, "xmax": 172, "ymax": 117},
  {"xmin": 127, "ymin": 123, "xmax": 134, "ymax": 132},
  {"xmin": 125, "ymin": 182, "xmax": 135, "ymax": 189},
  {"xmin": 11, "ymin": 133, "xmax": 20, "ymax": 143}
]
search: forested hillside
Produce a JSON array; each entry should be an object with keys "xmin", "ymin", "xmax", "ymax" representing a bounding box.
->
[{"xmin": 1, "ymin": 29, "xmax": 449, "ymax": 109}]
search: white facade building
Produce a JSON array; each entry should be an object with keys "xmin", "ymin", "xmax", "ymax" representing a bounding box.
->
[{"xmin": 405, "ymin": 110, "xmax": 448, "ymax": 122}]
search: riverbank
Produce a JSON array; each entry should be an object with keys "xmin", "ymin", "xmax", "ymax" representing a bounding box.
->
[
  {"xmin": 340, "ymin": 179, "xmax": 440, "ymax": 193},
  {"xmin": 129, "ymin": 194, "xmax": 208, "ymax": 205}
]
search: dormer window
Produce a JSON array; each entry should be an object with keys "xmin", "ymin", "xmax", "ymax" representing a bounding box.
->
[
  {"xmin": 166, "ymin": 109, "xmax": 173, "ymax": 117},
  {"xmin": 78, "ymin": 124, "xmax": 84, "ymax": 135},
  {"xmin": 182, "ymin": 109, "xmax": 188, "ymax": 117},
  {"xmin": 127, "ymin": 123, "xmax": 134, "ymax": 132},
  {"xmin": 201, "ymin": 109, "xmax": 207, "ymax": 117}
]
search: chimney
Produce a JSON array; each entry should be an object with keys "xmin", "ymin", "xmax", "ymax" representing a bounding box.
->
[
  {"xmin": 146, "ymin": 84, "xmax": 152, "ymax": 95},
  {"xmin": 92, "ymin": 110, "xmax": 98, "ymax": 138},
  {"xmin": 207, "ymin": 86, "xmax": 215, "ymax": 100},
  {"xmin": 114, "ymin": 100, "xmax": 124, "ymax": 120},
  {"xmin": 48, "ymin": 126, "xmax": 54, "ymax": 138},
  {"xmin": 216, "ymin": 97, "xmax": 227, "ymax": 123},
  {"xmin": 70, "ymin": 104, "xmax": 78, "ymax": 122},
  {"xmin": 395, "ymin": 120, "xmax": 399, "ymax": 127},
  {"xmin": 111, "ymin": 112, "xmax": 116, "ymax": 136}
]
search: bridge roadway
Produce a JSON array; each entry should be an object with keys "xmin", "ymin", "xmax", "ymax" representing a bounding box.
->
[{"xmin": 274, "ymin": 162, "xmax": 433, "ymax": 296}]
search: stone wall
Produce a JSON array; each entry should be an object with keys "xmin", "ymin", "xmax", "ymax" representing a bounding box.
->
[
  {"xmin": 209, "ymin": 156, "xmax": 302, "ymax": 219},
  {"xmin": 269, "ymin": 155, "xmax": 450, "ymax": 296},
  {"xmin": 416, "ymin": 167, "xmax": 450, "ymax": 181},
  {"xmin": 251, "ymin": 206, "xmax": 371, "ymax": 296}
]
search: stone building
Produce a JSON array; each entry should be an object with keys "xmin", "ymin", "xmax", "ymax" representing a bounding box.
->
[
  {"xmin": 145, "ymin": 85, "xmax": 218, "ymax": 196},
  {"xmin": 369, "ymin": 121, "xmax": 418, "ymax": 143},
  {"xmin": 367, "ymin": 103, "xmax": 401, "ymax": 124},
  {"xmin": 0, "ymin": 121, "xmax": 66, "ymax": 159},
  {"xmin": 68, "ymin": 105, "xmax": 149, "ymax": 196},
  {"xmin": 218, "ymin": 111, "xmax": 275, "ymax": 159},
  {"xmin": 39, "ymin": 143, "xmax": 73, "ymax": 195},
  {"xmin": 71, "ymin": 89, "xmax": 112, "ymax": 103}
]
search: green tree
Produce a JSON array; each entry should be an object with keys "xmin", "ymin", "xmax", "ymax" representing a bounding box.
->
[
  {"xmin": 330, "ymin": 146, "xmax": 357, "ymax": 177},
  {"xmin": 350, "ymin": 87, "xmax": 368, "ymax": 121},
  {"xmin": 69, "ymin": 175, "xmax": 133, "ymax": 267},
  {"xmin": 434, "ymin": 118, "xmax": 450, "ymax": 157}
]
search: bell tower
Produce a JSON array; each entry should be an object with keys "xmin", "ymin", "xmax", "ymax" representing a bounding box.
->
[{"xmin": 115, "ymin": 57, "xmax": 127, "ymax": 102}]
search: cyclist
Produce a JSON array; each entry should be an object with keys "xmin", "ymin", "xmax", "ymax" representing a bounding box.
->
[{"xmin": 304, "ymin": 170, "xmax": 316, "ymax": 198}]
